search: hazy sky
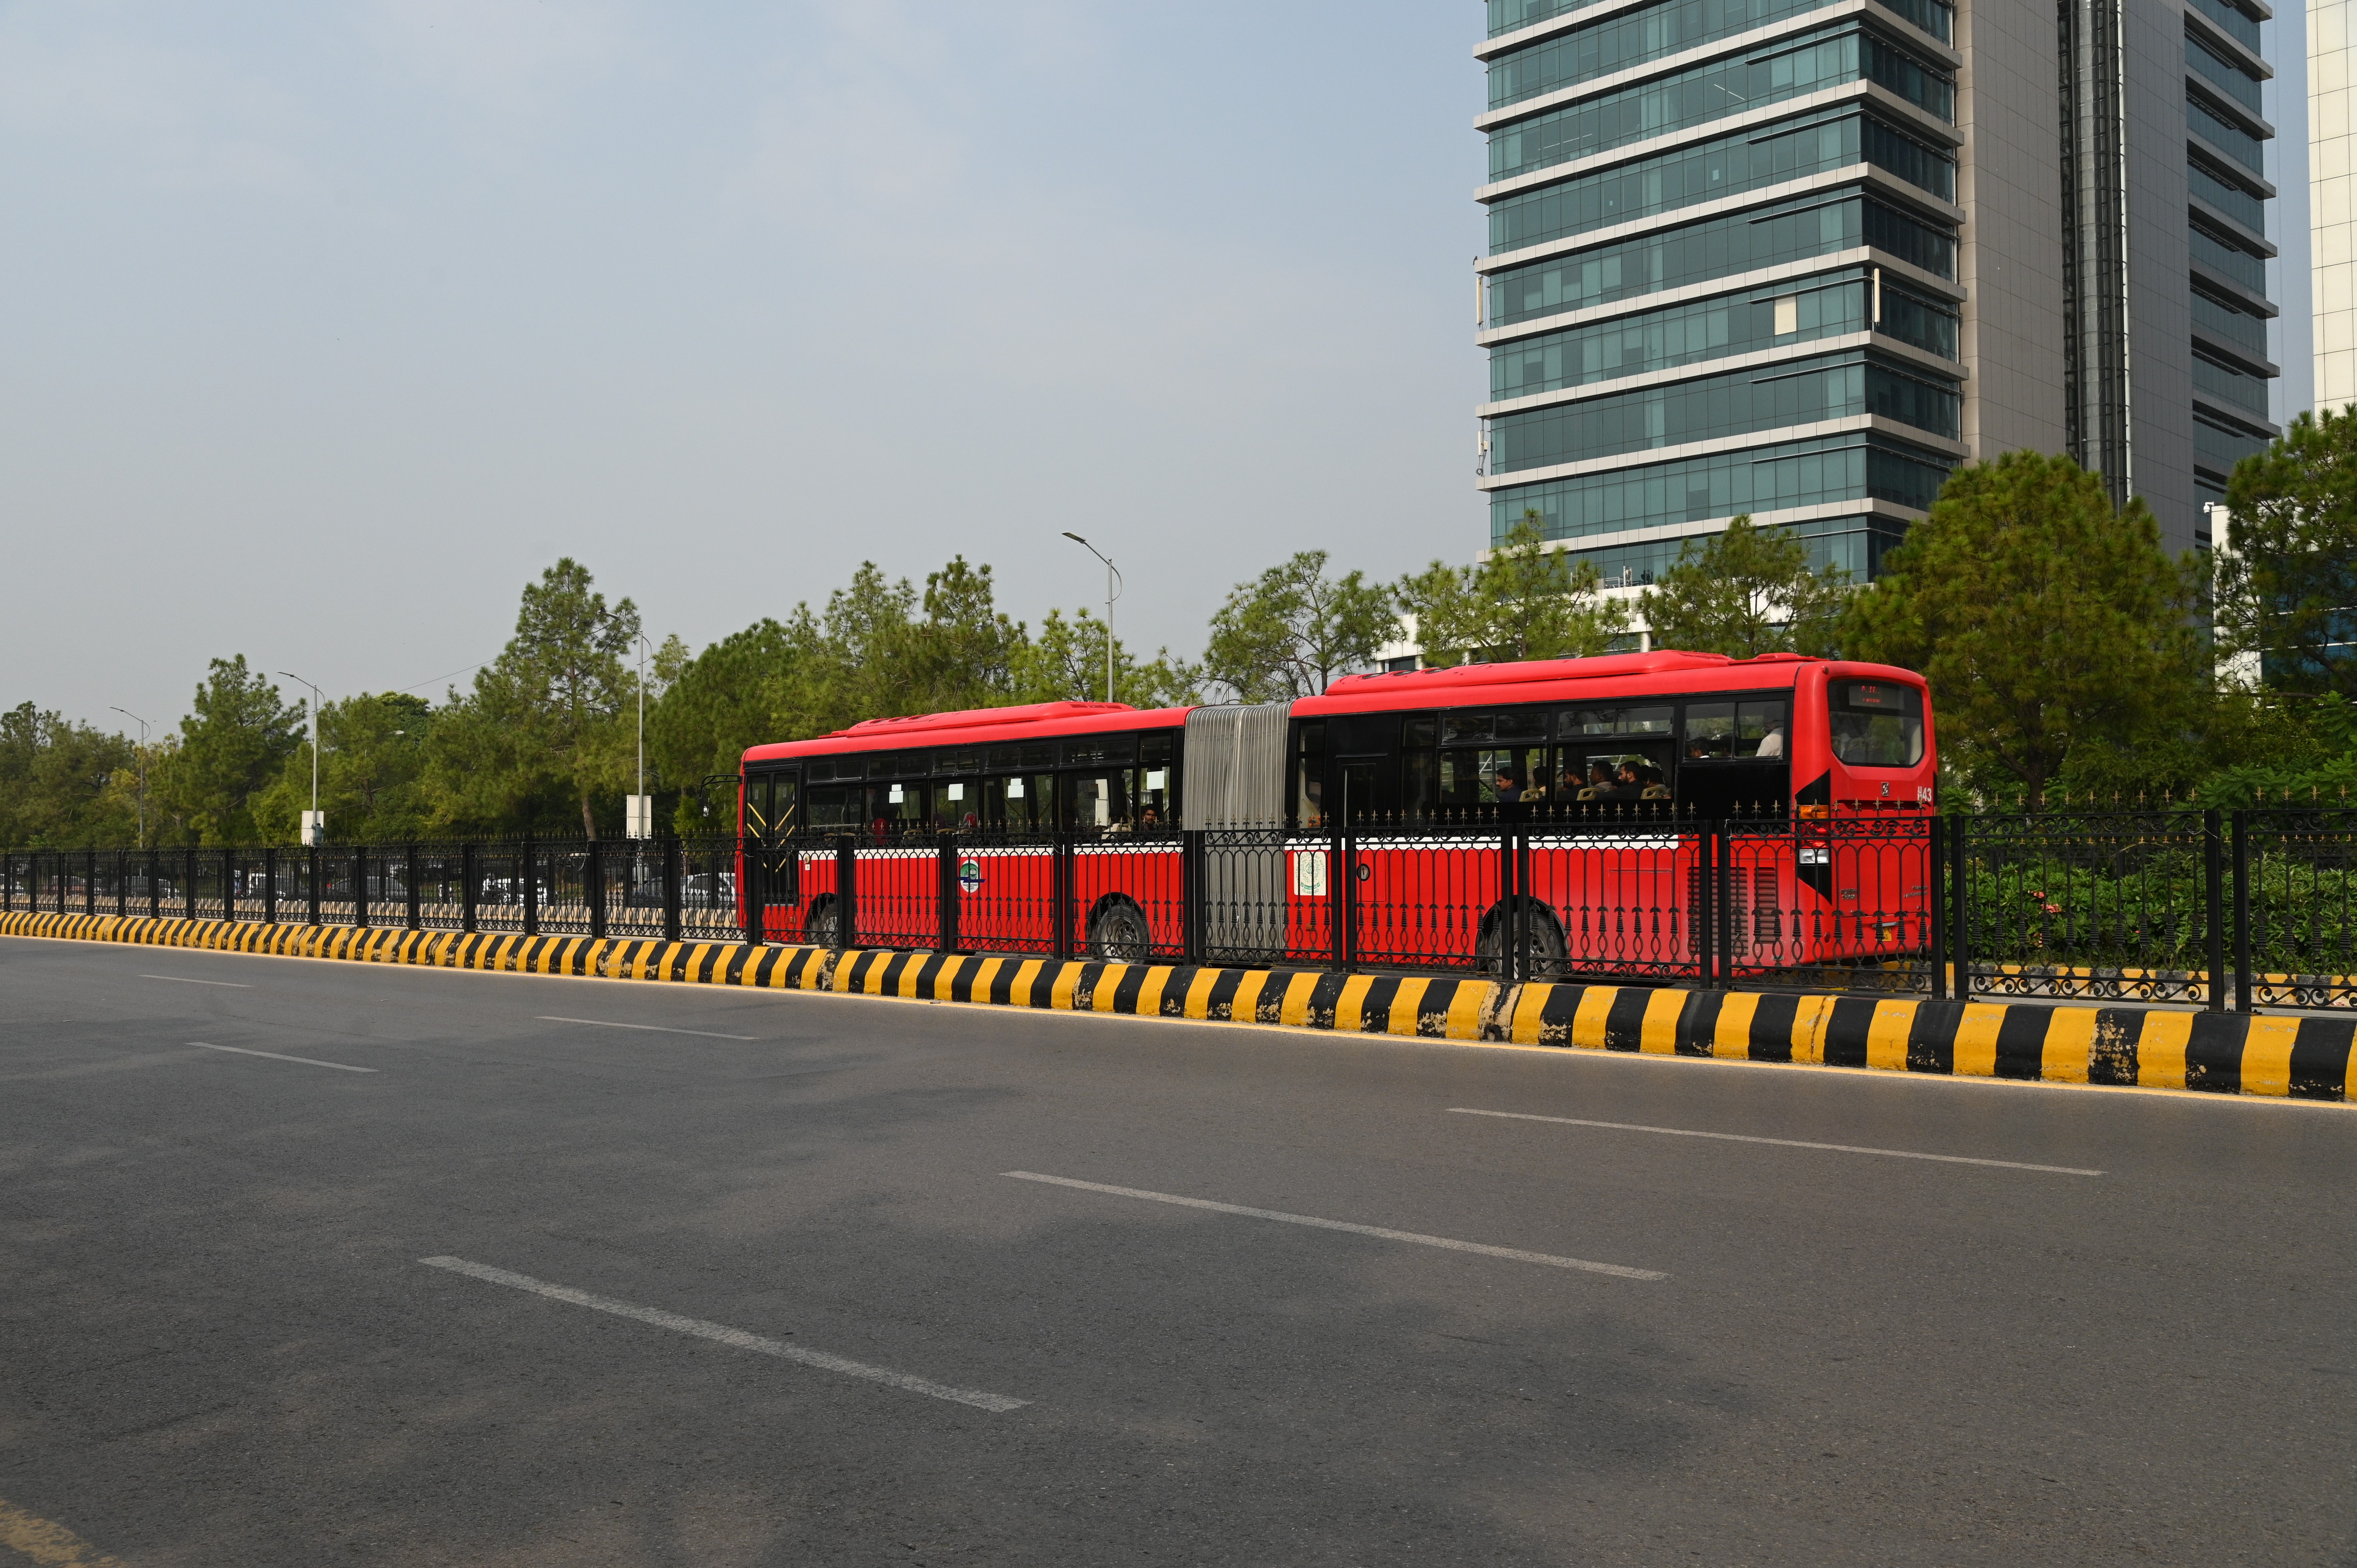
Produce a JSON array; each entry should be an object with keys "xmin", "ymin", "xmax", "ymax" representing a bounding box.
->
[{"xmin": 2, "ymin": 2, "xmax": 1486, "ymax": 732}]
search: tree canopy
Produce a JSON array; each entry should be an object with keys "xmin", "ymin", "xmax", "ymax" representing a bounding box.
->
[
  {"xmin": 1396, "ymin": 513, "xmax": 1627, "ymax": 667},
  {"xmin": 157, "ymin": 657, "xmax": 303, "ymax": 844},
  {"xmin": 1638, "ymin": 515, "xmax": 1850, "ymax": 658},
  {"xmin": 1203, "ymin": 551, "xmax": 1396, "ymax": 700},
  {"xmin": 1843, "ymin": 450, "xmax": 2205, "ymax": 807},
  {"xmin": 2219, "ymin": 405, "xmax": 2357, "ymax": 699}
]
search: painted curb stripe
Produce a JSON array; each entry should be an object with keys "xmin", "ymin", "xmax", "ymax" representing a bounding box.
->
[{"xmin": 0, "ymin": 908, "xmax": 2344, "ymax": 1100}]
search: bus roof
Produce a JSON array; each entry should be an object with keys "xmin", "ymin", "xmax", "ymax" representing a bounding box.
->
[
  {"xmin": 740, "ymin": 652, "xmax": 1928, "ymax": 765},
  {"xmin": 1301, "ymin": 650, "xmax": 1922, "ymax": 715},
  {"xmin": 744, "ymin": 699, "xmax": 1191, "ymax": 763}
]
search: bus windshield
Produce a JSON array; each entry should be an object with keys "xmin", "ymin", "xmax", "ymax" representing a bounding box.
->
[{"xmin": 1829, "ymin": 680, "xmax": 1924, "ymax": 767}]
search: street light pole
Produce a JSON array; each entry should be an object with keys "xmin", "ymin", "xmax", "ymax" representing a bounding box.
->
[
  {"xmin": 110, "ymin": 707, "xmax": 151, "ymax": 850},
  {"xmin": 1060, "ymin": 532, "xmax": 1123, "ymax": 705},
  {"xmin": 277, "ymin": 672, "xmax": 325, "ymax": 844}
]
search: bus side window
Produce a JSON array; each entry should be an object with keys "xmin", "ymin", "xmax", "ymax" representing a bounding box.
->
[
  {"xmin": 937, "ymin": 776, "xmax": 981, "ymax": 830},
  {"xmin": 986, "ymin": 773, "xmax": 1055, "ymax": 831},
  {"xmin": 1295, "ymin": 722, "xmax": 1327, "ymax": 827},
  {"xmin": 772, "ymin": 774, "xmax": 799, "ymax": 835},
  {"xmin": 1065, "ymin": 772, "xmax": 1131, "ymax": 832},
  {"xmin": 1402, "ymin": 749, "xmax": 1438, "ymax": 819},
  {"xmin": 807, "ymin": 785, "xmax": 860, "ymax": 831},
  {"xmin": 869, "ymin": 780, "xmax": 930, "ymax": 833},
  {"xmin": 1137, "ymin": 732, "xmax": 1177, "ymax": 829},
  {"xmin": 1401, "ymin": 716, "xmax": 1437, "ymax": 820}
]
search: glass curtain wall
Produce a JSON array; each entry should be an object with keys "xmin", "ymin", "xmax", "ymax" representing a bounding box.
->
[{"xmin": 1476, "ymin": 0, "xmax": 1965, "ymax": 588}]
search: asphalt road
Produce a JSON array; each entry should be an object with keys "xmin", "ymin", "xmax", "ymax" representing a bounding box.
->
[{"xmin": 4, "ymin": 937, "xmax": 2354, "ymax": 1567}]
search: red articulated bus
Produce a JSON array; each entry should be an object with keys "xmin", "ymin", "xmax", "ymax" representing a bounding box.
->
[{"xmin": 737, "ymin": 650, "xmax": 1936, "ymax": 979}]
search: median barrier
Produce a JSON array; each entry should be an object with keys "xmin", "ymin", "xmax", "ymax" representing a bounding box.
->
[{"xmin": 5, "ymin": 908, "xmax": 2350, "ymax": 1102}]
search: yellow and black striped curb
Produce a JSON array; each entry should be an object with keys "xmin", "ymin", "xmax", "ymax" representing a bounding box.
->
[{"xmin": 6, "ymin": 909, "xmax": 2352, "ymax": 1101}]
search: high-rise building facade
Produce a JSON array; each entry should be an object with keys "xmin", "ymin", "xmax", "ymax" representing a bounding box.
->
[
  {"xmin": 1474, "ymin": 0, "xmax": 2281, "ymax": 577},
  {"xmin": 2317, "ymin": 0, "xmax": 2357, "ymax": 407}
]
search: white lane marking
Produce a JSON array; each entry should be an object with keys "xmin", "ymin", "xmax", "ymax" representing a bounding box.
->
[
  {"xmin": 536, "ymin": 1015, "xmax": 758, "ymax": 1041},
  {"xmin": 142, "ymin": 974, "xmax": 249, "ymax": 988},
  {"xmin": 190, "ymin": 1043, "xmax": 378, "ymax": 1074},
  {"xmin": 419, "ymin": 1256, "xmax": 1026, "ymax": 1412},
  {"xmin": 1001, "ymin": 1171, "xmax": 1664, "ymax": 1280},
  {"xmin": 1448, "ymin": 1108, "xmax": 2104, "ymax": 1176}
]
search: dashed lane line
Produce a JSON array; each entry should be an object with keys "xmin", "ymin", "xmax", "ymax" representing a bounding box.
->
[
  {"xmin": 420, "ymin": 1256, "xmax": 1028, "ymax": 1413},
  {"xmin": 1001, "ymin": 1171, "xmax": 1665, "ymax": 1280},
  {"xmin": 1447, "ymin": 1108, "xmax": 2104, "ymax": 1175}
]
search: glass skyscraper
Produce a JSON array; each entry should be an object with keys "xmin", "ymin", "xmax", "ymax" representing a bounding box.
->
[{"xmin": 1474, "ymin": 0, "xmax": 2279, "ymax": 582}]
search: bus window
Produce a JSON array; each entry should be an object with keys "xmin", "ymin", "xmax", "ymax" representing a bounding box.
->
[
  {"xmin": 1403, "ymin": 747, "xmax": 1439, "ymax": 818},
  {"xmin": 1684, "ymin": 703, "xmax": 1733, "ymax": 758},
  {"xmin": 1562, "ymin": 705, "xmax": 1674, "ymax": 739},
  {"xmin": 807, "ymin": 784, "xmax": 862, "ymax": 831},
  {"xmin": 868, "ymin": 780, "xmax": 930, "ymax": 834},
  {"xmin": 770, "ymin": 773, "xmax": 800, "ymax": 837},
  {"xmin": 985, "ymin": 773, "xmax": 1056, "ymax": 831},
  {"xmin": 1683, "ymin": 699, "xmax": 1786, "ymax": 760},
  {"xmin": 1830, "ymin": 681, "xmax": 1924, "ymax": 766},
  {"xmin": 1495, "ymin": 709, "xmax": 1548, "ymax": 742},
  {"xmin": 1066, "ymin": 772, "xmax": 1132, "ymax": 832},
  {"xmin": 1295, "ymin": 722, "xmax": 1326, "ymax": 826},
  {"xmin": 1482, "ymin": 746, "xmax": 1548, "ymax": 803},
  {"xmin": 937, "ymin": 777, "xmax": 983, "ymax": 830},
  {"xmin": 1135, "ymin": 732, "xmax": 1177, "ymax": 829},
  {"xmin": 1441, "ymin": 712, "xmax": 1491, "ymax": 745},
  {"xmin": 1438, "ymin": 746, "xmax": 1544, "ymax": 808}
]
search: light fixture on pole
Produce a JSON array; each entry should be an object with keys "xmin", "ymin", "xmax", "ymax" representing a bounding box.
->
[
  {"xmin": 1060, "ymin": 531, "xmax": 1122, "ymax": 705},
  {"xmin": 627, "ymin": 630, "xmax": 654, "ymax": 840},
  {"xmin": 277, "ymin": 671, "xmax": 326, "ymax": 845},
  {"xmin": 110, "ymin": 707, "xmax": 152, "ymax": 850}
]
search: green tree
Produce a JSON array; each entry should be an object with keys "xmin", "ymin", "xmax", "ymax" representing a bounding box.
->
[
  {"xmin": 253, "ymin": 692, "xmax": 436, "ymax": 843},
  {"xmin": 1637, "ymin": 514, "xmax": 1852, "ymax": 657},
  {"xmin": 156, "ymin": 657, "xmax": 302, "ymax": 844},
  {"xmin": 0, "ymin": 703, "xmax": 141, "ymax": 847},
  {"xmin": 1009, "ymin": 608, "xmax": 1200, "ymax": 709},
  {"xmin": 2218, "ymin": 405, "xmax": 2357, "ymax": 699},
  {"xmin": 1203, "ymin": 550, "xmax": 1396, "ymax": 700},
  {"xmin": 900, "ymin": 557, "xmax": 1026, "ymax": 712},
  {"xmin": 1844, "ymin": 451, "xmax": 2206, "ymax": 808},
  {"xmin": 647, "ymin": 618, "xmax": 800, "ymax": 832},
  {"xmin": 424, "ymin": 560, "xmax": 640, "ymax": 838},
  {"xmin": 1394, "ymin": 513, "xmax": 1628, "ymax": 667}
]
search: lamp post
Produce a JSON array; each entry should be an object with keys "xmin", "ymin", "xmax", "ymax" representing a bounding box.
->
[
  {"xmin": 277, "ymin": 672, "xmax": 325, "ymax": 844},
  {"xmin": 627, "ymin": 629, "xmax": 654, "ymax": 839},
  {"xmin": 1060, "ymin": 531, "xmax": 1123, "ymax": 705},
  {"xmin": 110, "ymin": 707, "xmax": 152, "ymax": 849}
]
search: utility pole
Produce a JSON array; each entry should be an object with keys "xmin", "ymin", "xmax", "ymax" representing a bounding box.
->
[
  {"xmin": 628, "ymin": 630, "xmax": 654, "ymax": 839},
  {"xmin": 1061, "ymin": 532, "xmax": 1123, "ymax": 705},
  {"xmin": 277, "ymin": 672, "xmax": 325, "ymax": 844},
  {"xmin": 109, "ymin": 707, "xmax": 151, "ymax": 849}
]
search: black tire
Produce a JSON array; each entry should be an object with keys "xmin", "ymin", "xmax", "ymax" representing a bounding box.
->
[
  {"xmin": 1477, "ymin": 898, "xmax": 1569, "ymax": 978},
  {"xmin": 804, "ymin": 898, "xmax": 839, "ymax": 948},
  {"xmin": 1088, "ymin": 899, "xmax": 1153, "ymax": 962}
]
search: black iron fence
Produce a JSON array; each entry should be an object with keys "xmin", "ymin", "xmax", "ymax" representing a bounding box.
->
[{"xmin": 4, "ymin": 809, "xmax": 2352, "ymax": 1010}]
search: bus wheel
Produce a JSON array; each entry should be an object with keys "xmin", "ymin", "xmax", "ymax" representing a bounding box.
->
[
  {"xmin": 1088, "ymin": 899, "xmax": 1152, "ymax": 962},
  {"xmin": 1477, "ymin": 899, "xmax": 1569, "ymax": 978},
  {"xmin": 804, "ymin": 896, "xmax": 839, "ymax": 948}
]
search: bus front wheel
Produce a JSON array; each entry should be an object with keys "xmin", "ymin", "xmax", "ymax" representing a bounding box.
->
[{"xmin": 1087, "ymin": 898, "xmax": 1153, "ymax": 963}]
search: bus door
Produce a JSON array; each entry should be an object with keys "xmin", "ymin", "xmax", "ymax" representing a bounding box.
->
[
  {"xmin": 1674, "ymin": 694, "xmax": 1795, "ymax": 966},
  {"xmin": 970, "ymin": 741, "xmax": 1058, "ymax": 952},
  {"xmin": 752, "ymin": 768, "xmax": 800, "ymax": 923}
]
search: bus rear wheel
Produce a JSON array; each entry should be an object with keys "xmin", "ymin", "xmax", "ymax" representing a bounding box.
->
[
  {"xmin": 804, "ymin": 897, "xmax": 840, "ymax": 948},
  {"xmin": 1477, "ymin": 899, "xmax": 1569, "ymax": 978},
  {"xmin": 1088, "ymin": 899, "xmax": 1153, "ymax": 963}
]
